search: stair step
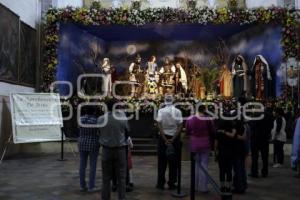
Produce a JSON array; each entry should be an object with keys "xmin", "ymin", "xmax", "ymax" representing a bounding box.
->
[
  {"xmin": 132, "ymin": 138, "xmax": 157, "ymax": 144},
  {"xmin": 133, "ymin": 146, "xmax": 157, "ymax": 151},
  {"xmin": 132, "ymin": 149, "xmax": 157, "ymax": 155},
  {"xmin": 131, "ymin": 138, "xmax": 158, "ymax": 155}
]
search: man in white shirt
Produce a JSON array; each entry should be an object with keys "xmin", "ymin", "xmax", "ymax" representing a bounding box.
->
[{"xmin": 156, "ymin": 95, "xmax": 183, "ymax": 190}]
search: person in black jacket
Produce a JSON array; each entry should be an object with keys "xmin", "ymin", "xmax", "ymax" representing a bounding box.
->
[
  {"xmin": 215, "ymin": 118, "xmax": 235, "ymax": 193},
  {"xmin": 250, "ymin": 107, "xmax": 273, "ymax": 178},
  {"xmin": 232, "ymin": 119, "xmax": 248, "ymax": 194}
]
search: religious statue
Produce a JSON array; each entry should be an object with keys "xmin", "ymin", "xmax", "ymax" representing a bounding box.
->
[
  {"xmin": 159, "ymin": 57, "xmax": 176, "ymax": 94},
  {"xmin": 146, "ymin": 56, "xmax": 159, "ymax": 96},
  {"xmin": 232, "ymin": 55, "xmax": 249, "ymax": 98},
  {"xmin": 189, "ymin": 65, "xmax": 205, "ymax": 99},
  {"xmin": 251, "ymin": 55, "xmax": 272, "ymax": 100},
  {"xmin": 219, "ymin": 64, "xmax": 232, "ymax": 97},
  {"xmin": 174, "ymin": 62, "xmax": 188, "ymax": 94},
  {"xmin": 101, "ymin": 58, "xmax": 114, "ymax": 96},
  {"xmin": 146, "ymin": 55, "xmax": 158, "ymax": 76},
  {"xmin": 128, "ymin": 54, "xmax": 144, "ymax": 97}
]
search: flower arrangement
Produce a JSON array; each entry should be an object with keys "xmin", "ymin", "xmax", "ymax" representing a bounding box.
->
[
  {"xmin": 42, "ymin": 4, "xmax": 299, "ymax": 94},
  {"xmin": 132, "ymin": 0, "xmax": 141, "ymax": 10},
  {"xmin": 187, "ymin": 0, "xmax": 197, "ymax": 10},
  {"xmin": 228, "ymin": 0, "xmax": 238, "ymax": 10}
]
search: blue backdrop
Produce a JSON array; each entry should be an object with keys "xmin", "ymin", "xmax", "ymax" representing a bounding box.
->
[{"xmin": 57, "ymin": 22, "xmax": 283, "ymax": 96}]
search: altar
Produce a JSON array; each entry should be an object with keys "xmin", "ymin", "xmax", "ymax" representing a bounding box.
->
[{"xmin": 42, "ymin": 3, "xmax": 299, "ymax": 139}]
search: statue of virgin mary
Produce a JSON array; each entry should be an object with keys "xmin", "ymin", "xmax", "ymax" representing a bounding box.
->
[
  {"xmin": 232, "ymin": 55, "xmax": 249, "ymax": 98},
  {"xmin": 219, "ymin": 64, "xmax": 232, "ymax": 97},
  {"xmin": 251, "ymin": 55, "xmax": 272, "ymax": 100}
]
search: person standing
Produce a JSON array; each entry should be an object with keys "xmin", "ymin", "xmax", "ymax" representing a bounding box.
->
[
  {"xmin": 250, "ymin": 107, "xmax": 273, "ymax": 178},
  {"xmin": 271, "ymin": 108, "xmax": 287, "ymax": 168},
  {"xmin": 232, "ymin": 119, "xmax": 248, "ymax": 194},
  {"xmin": 98, "ymin": 99, "xmax": 130, "ymax": 200},
  {"xmin": 186, "ymin": 105, "xmax": 215, "ymax": 193},
  {"xmin": 78, "ymin": 106, "xmax": 100, "ymax": 192},
  {"xmin": 156, "ymin": 95, "xmax": 183, "ymax": 190},
  {"xmin": 291, "ymin": 115, "xmax": 300, "ymax": 171},
  {"xmin": 215, "ymin": 117, "xmax": 234, "ymax": 193}
]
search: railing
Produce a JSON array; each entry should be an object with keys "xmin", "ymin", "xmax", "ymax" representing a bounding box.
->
[{"xmin": 190, "ymin": 153, "xmax": 232, "ymax": 200}]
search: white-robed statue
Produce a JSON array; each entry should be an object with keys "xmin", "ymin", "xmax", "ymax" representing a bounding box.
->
[
  {"xmin": 174, "ymin": 62, "xmax": 188, "ymax": 93},
  {"xmin": 146, "ymin": 56, "xmax": 158, "ymax": 76},
  {"xmin": 101, "ymin": 58, "xmax": 113, "ymax": 96},
  {"xmin": 291, "ymin": 117, "xmax": 300, "ymax": 170},
  {"xmin": 251, "ymin": 55, "xmax": 272, "ymax": 100},
  {"xmin": 146, "ymin": 56, "xmax": 158, "ymax": 95},
  {"xmin": 232, "ymin": 54, "xmax": 249, "ymax": 98}
]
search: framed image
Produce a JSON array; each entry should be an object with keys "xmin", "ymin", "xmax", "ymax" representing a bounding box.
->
[
  {"xmin": 0, "ymin": 3, "xmax": 20, "ymax": 83},
  {"xmin": 19, "ymin": 22, "xmax": 37, "ymax": 86}
]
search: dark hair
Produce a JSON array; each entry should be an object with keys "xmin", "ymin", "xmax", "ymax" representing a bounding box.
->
[
  {"xmin": 106, "ymin": 98, "xmax": 118, "ymax": 112},
  {"xmin": 198, "ymin": 105, "xmax": 206, "ymax": 113},
  {"xmin": 149, "ymin": 55, "xmax": 156, "ymax": 62},
  {"xmin": 274, "ymin": 107, "xmax": 284, "ymax": 116},
  {"xmin": 82, "ymin": 106, "xmax": 95, "ymax": 116}
]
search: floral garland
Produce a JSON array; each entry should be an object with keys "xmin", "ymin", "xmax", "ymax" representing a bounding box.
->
[
  {"xmin": 61, "ymin": 95, "xmax": 297, "ymax": 116},
  {"xmin": 42, "ymin": 5, "xmax": 300, "ymax": 91}
]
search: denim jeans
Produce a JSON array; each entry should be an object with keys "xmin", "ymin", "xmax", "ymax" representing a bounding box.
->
[
  {"xmin": 79, "ymin": 151, "xmax": 99, "ymax": 189},
  {"xmin": 195, "ymin": 152, "xmax": 210, "ymax": 192}
]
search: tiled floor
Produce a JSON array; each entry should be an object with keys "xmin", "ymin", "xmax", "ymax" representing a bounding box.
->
[{"xmin": 0, "ymin": 154, "xmax": 300, "ymax": 200}]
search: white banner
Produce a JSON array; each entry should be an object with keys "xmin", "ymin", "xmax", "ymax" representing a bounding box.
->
[{"xmin": 10, "ymin": 93, "xmax": 63, "ymax": 144}]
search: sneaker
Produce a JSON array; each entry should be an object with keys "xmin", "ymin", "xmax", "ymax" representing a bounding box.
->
[
  {"xmin": 272, "ymin": 164, "xmax": 280, "ymax": 168},
  {"xmin": 272, "ymin": 164, "xmax": 283, "ymax": 168},
  {"xmin": 80, "ymin": 187, "xmax": 87, "ymax": 192}
]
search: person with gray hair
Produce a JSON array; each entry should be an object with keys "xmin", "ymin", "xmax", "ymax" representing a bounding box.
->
[{"xmin": 156, "ymin": 95, "xmax": 183, "ymax": 190}]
